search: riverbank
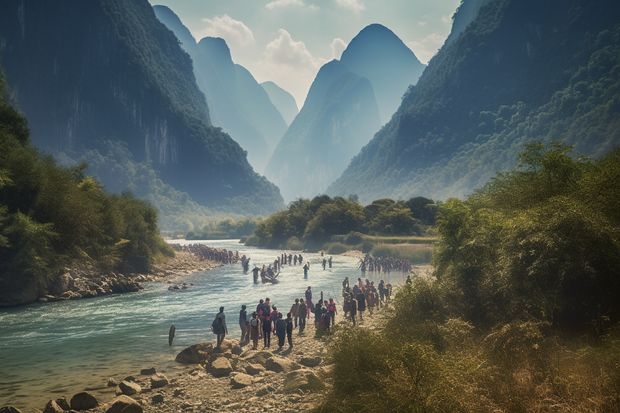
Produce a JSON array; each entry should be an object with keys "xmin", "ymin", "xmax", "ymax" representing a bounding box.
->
[{"xmin": 67, "ymin": 300, "xmax": 394, "ymax": 413}]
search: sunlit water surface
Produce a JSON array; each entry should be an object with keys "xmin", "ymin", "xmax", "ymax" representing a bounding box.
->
[{"xmin": 0, "ymin": 240, "xmax": 406, "ymax": 411}]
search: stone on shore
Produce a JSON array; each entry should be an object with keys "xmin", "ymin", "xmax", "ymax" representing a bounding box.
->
[
  {"xmin": 244, "ymin": 363, "xmax": 266, "ymax": 376},
  {"xmin": 118, "ymin": 380, "xmax": 142, "ymax": 396},
  {"xmin": 70, "ymin": 391, "xmax": 99, "ymax": 410},
  {"xmin": 230, "ymin": 372, "xmax": 253, "ymax": 389},
  {"xmin": 0, "ymin": 407, "xmax": 22, "ymax": 413},
  {"xmin": 175, "ymin": 343, "xmax": 213, "ymax": 364},
  {"xmin": 300, "ymin": 355, "xmax": 323, "ymax": 367},
  {"xmin": 140, "ymin": 367, "xmax": 156, "ymax": 375},
  {"xmin": 241, "ymin": 350, "xmax": 272, "ymax": 366},
  {"xmin": 105, "ymin": 395, "xmax": 143, "ymax": 413},
  {"xmin": 265, "ymin": 356, "xmax": 300, "ymax": 373},
  {"xmin": 150, "ymin": 373, "xmax": 169, "ymax": 388},
  {"xmin": 42, "ymin": 399, "xmax": 69, "ymax": 413},
  {"xmin": 284, "ymin": 369, "xmax": 325, "ymax": 393},
  {"xmin": 208, "ymin": 357, "xmax": 233, "ymax": 377}
]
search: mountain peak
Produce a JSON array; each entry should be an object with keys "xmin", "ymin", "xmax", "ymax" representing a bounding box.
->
[
  {"xmin": 198, "ymin": 37, "xmax": 233, "ymax": 64},
  {"xmin": 342, "ymin": 23, "xmax": 421, "ymax": 65}
]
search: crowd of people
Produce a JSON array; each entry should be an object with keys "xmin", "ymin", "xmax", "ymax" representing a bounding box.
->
[
  {"xmin": 358, "ymin": 254, "xmax": 411, "ymax": 275},
  {"xmin": 174, "ymin": 243, "xmax": 240, "ymax": 264},
  {"xmin": 209, "ymin": 276, "xmax": 395, "ymax": 351}
]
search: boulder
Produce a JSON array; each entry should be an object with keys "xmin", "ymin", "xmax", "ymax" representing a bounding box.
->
[
  {"xmin": 118, "ymin": 380, "xmax": 142, "ymax": 396},
  {"xmin": 105, "ymin": 395, "xmax": 143, "ymax": 413},
  {"xmin": 150, "ymin": 373, "xmax": 169, "ymax": 389},
  {"xmin": 107, "ymin": 378, "xmax": 119, "ymax": 387},
  {"xmin": 208, "ymin": 357, "xmax": 233, "ymax": 378},
  {"xmin": 265, "ymin": 356, "xmax": 300, "ymax": 373},
  {"xmin": 140, "ymin": 367, "xmax": 156, "ymax": 375},
  {"xmin": 299, "ymin": 356, "xmax": 323, "ymax": 367},
  {"xmin": 244, "ymin": 363, "xmax": 266, "ymax": 376},
  {"xmin": 284, "ymin": 369, "xmax": 325, "ymax": 393},
  {"xmin": 230, "ymin": 373, "xmax": 253, "ymax": 389},
  {"xmin": 42, "ymin": 398, "xmax": 70, "ymax": 413},
  {"xmin": 69, "ymin": 391, "xmax": 99, "ymax": 410},
  {"xmin": 175, "ymin": 343, "xmax": 214, "ymax": 364},
  {"xmin": 0, "ymin": 407, "xmax": 22, "ymax": 413},
  {"xmin": 241, "ymin": 350, "xmax": 272, "ymax": 366},
  {"xmin": 151, "ymin": 393, "xmax": 165, "ymax": 404}
]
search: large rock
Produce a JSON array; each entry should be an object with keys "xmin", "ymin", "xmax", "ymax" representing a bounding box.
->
[
  {"xmin": 244, "ymin": 363, "xmax": 266, "ymax": 376},
  {"xmin": 175, "ymin": 343, "xmax": 214, "ymax": 364},
  {"xmin": 283, "ymin": 369, "xmax": 325, "ymax": 393},
  {"xmin": 70, "ymin": 391, "xmax": 99, "ymax": 410},
  {"xmin": 299, "ymin": 356, "xmax": 323, "ymax": 367},
  {"xmin": 0, "ymin": 407, "xmax": 22, "ymax": 413},
  {"xmin": 150, "ymin": 373, "xmax": 169, "ymax": 388},
  {"xmin": 241, "ymin": 350, "xmax": 272, "ymax": 366},
  {"xmin": 208, "ymin": 357, "xmax": 233, "ymax": 377},
  {"xmin": 43, "ymin": 399, "xmax": 67, "ymax": 413},
  {"xmin": 118, "ymin": 380, "xmax": 142, "ymax": 396},
  {"xmin": 105, "ymin": 395, "xmax": 143, "ymax": 413},
  {"xmin": 230, "ymin": 372, "xmax": 253, "ymax": 389},
  {"xmin": 265, "ymin": 356, "xmax": 300, "ymax": 373},
  {"xmin": 140, "ymin": 367, "xmax": 156, "ymax": 375}
]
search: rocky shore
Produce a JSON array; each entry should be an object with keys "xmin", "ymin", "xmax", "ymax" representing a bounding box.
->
[
  {"xmin": 36, "ymin": 246, "xmax": 221, "ymax": 304},
  {"xmin": 1, "ymin": 307, "xmax": 390, "ymax": 413}
]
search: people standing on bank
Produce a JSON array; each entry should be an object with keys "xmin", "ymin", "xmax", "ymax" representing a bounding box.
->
[
  {"xmin": 239, "ymin": 304, "xmax": 248, "ymax": 345},
  {"xmin": 290, "ymin": 298, "xmax": 300, "ymax": 328},
  {"xmin": 262, "ymin": 309, "xmax": 272, "ymax": 348},
  {"xmin": 212, "ymin": 306, "xmax": 228, "ymax": 349},
  {"xmin": 275, "ymin": 312, "xmax": 287, "ymax": 350},
  {"xmin": 285, "ymin": 312, "xmax": 294, "ymax": 349},
  {"xmin": 305, "ymin": 286, "xmax": 313, "ymax": 318},
  {"xmin": 298, "ymin": 298, "xmax": 307, "ymax": 333},
  {"xmin": 249, "ymin": 312, "xmax": 262, "ymax": 350}
]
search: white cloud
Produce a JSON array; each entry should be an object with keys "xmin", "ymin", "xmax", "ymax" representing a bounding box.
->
[
  {"xmin": 335, "ymin": 0, "xmax": 365, "ymax": 13},
  {"xmin": 265, "ymin": 0, "xmax": 301, "ymax": 9},
  {"xmin": 442, "ymin": 14, "xmax": 452, "ymax": 25},
  {"xmin": 197, "ymin": 15, "xmax": 255, "ymax": 48},
  {"xmin": 265, "ymin": 28, "xmax": 319, "ymax": 68},
  {"xmin": 407, "ymin": 32, "xmax": 444, "ymax": 64},
  {"xmin": 330, "ymin": 37, "xmax": 347, "ymax": 59},
  {"xmin": 254, "ymin": 29, "xmax": 325, "ymax": 107}
]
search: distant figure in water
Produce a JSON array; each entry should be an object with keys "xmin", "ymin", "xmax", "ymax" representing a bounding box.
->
[
  {"xmin": 303, "ymin": 263, "xmax": 309, "ymax": 279},
  {"xmin": 211, "ymin": 306, "xmax": 228, "ymax": 349},
  {"xmin": 168, "ymin": 324, "xmax": 176, "ymax": 346},
  {"xmin": 252, "ymin": 265, "xmax": 260, "ymax": 284},
  {"xmin": 328, "ymin": 256, "xmax": 332, "ymax": 268}
]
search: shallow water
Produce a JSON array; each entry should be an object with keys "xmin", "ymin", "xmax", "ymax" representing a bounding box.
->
[{"xmin": 0, "ymin": 240, "xmax": 405, "ymax": 411}]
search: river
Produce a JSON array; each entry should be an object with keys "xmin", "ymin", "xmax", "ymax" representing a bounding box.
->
[{"xmin": 0, "ymin": 240, "xmax": 407, "ymax": 411}]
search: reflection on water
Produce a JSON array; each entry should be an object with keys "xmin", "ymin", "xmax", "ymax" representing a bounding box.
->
[{"xmin": 0, "ymin": 240, "xmax": 405, "ymax": 411}]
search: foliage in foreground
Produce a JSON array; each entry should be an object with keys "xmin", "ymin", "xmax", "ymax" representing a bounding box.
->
[
  {"xmin": 317, "ymin": 143, "xmax": 620, "ymax": 412},
  {"xmin": 0, "ymin": 79, "xmax": 173, "ymax": 304}
]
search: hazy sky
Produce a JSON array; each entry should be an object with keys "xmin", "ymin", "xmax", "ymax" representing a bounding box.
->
[{"xmin": 149, "ymin": 0, "xmax": 461, "ymax": 107}]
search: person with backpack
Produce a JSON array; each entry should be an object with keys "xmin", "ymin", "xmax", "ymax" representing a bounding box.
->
[{"xmin": 211, "ymin": 306, "xmax": 228, "ymax": 349}]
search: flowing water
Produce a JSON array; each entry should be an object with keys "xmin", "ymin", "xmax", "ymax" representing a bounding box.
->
[{"xmin": 0, "ymin": 240, "xmax": 407, "ymax": 411}]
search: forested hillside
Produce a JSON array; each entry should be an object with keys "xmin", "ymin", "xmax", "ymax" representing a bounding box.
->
[
  {"xmin": 0, "ymin": 0, "xmax": 283, "ymax": 219},
  {"xmin": 329, "ymin": 0, "xmax": 620, "ymax": 203},
  {"xmin": 0, "ymin": 78, "xmax": 172, "ymax": 306},
  {"xmin": 319, "ymin": 143, "xmax": 620, "ymax": 412}
]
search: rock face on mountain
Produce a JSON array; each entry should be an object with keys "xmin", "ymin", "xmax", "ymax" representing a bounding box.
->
[
  {"xmin": 265, "ymin": 24, "xmax": 424, "ymax": 201},
  {"xmin": 154, "ymin": 5, "xmax": 288, "ymax": 173},
  {"xmin": 328, "ymin": 0, "xmax": 620, "ymax": 203},
  {"xmin": 0, "ymin": 0, "xmax": 283, "ymax": 213},
  {"xmin": 261, "ymin": 81, "xmax": 299, "ymax": 126}
]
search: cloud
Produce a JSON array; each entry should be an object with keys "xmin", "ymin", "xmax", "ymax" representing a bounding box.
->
[
  {"xmin": 265, "ymin": 28, "xmax": 319, "ymax": 68},
  {"xmin": 265, "ymin": 0, "xmax": 319, "ymax": 11},
  {"xmin": 330, "ymin": 37, "xmax": 347, "ymax": 59},
  {"xmin": 254, "ymin": 29, "xmax": 325, "ymax": 107},
  {"xmin": 407, "ymin": 32, "xmax": 444, "ymax": 64},
  {"xmin": 197, "ymin": 15, "xmax": 255, "ymax": 48},
  {"xmin": 335, "ymin": 0, "xmax": 365, "ymax": 13}
]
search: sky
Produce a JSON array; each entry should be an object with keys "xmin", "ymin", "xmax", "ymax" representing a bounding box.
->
[{"xmin": 149, "ymin": 0, "xmax": 461, "ymax": 108}]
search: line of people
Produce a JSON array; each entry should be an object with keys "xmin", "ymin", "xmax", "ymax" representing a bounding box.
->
[
  {"xmin": 174, "ymin": 243, "xmax": 240, "ymax": 264},
  {"xmin": 358, "ymin": 254, "xmax": 411, "ymax": 275}
]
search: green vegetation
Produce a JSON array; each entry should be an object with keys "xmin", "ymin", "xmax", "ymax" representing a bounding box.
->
[
  {"xmin": 317, "ymin": 144, "xmax": 620, "ymax": 412},
  {"xmin": 186, "ymin": 217, "xmax": 258, "ymax": 240},
  {"xmin": 0, "ymin": 79, "xmax": 172, "ymax": 306},
  {"xmin": 251, "ymin": 195, "xmax": 437, "ymax": 254}
]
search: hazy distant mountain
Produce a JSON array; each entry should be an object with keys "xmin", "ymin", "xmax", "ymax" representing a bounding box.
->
[
  {"xmin": 265, "ymin": 24, "xmax": 424, "ymax": 201},
  {"xmin": 0, "ymin": 0, "xmax": 283, "ymax": 215},
  {"xmin": 154, "ymin": 5, "xmax": 288, "ymax": 173},
  {"xmin": 328, "ymin": 0, "xmax": 620, "ymax": 203},
  {"xmin": 261, "ymin": 81, "xmax": 299, "ymax": 126},
  {"xmin": 340, "ymin": 24, "xmax": 426, "ymax": 123}
]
